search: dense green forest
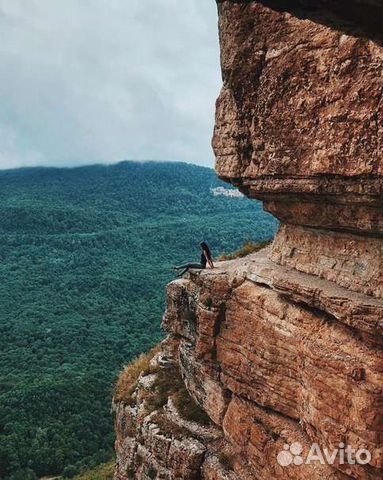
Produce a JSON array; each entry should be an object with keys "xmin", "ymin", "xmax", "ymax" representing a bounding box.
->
[{"xmin": 0, "ymin": 161, "xmax": 278, "ymax": 479}]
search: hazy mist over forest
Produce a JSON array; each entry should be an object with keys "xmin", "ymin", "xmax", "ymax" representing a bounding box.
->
[{"xmin": 0, "ymin": 0, "xmax": 221, "ymax": 170}]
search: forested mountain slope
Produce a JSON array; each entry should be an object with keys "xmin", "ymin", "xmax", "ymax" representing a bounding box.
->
[{"xmin": 0, "ymin": 161, "xmax": 277, "ymax": 479}]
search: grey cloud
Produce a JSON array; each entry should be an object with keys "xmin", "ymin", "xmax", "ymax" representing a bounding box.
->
[{"xmin": 0, "ymin": 0, "xmax": 221, "ymax": 169}]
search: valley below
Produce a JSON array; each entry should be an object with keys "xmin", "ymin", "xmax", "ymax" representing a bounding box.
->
[{"xmin": 0, "ymin": 161, "xmax": 277, "ymax": 479}]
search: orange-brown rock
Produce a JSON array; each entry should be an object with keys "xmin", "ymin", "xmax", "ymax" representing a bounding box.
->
[
  {"xmin": 208, "ymin": 3, "xmax": 383, "ymax": 476},
  {"xmin": 163, "ymin": 256, "xmax": 383, "ymax": 479},
  {"xmin": 114, "ymin": 249, "xmax": 382, "ymax": 479},
  {"xmin": 270, "ymin": 224, "xmax": 383, "ymax": 298},
  {"xmin": 213, "ymin": 0, "xmax": 383, "ymax": 233},
  {"xmin": 114, "ymin": 1, "xmax": 383, "ymax": 479},
  {"xmin": 222, "ymin": 395, "xmax": 352, "ymax": 480}
]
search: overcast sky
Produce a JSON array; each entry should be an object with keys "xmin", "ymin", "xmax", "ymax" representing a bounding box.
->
[{"xmin": 0, "ymin": 0, "xmax": 221, "ymax": 170}]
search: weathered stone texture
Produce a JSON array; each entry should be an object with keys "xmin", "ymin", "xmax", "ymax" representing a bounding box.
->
[
  {"xmin": 214, "ymin": 1, "xmax": 383, "ymax": 181},
  {"xmin": 114, "ymin": 1, "xmax": 383, "ymax": 478},
  {"xmin": 213, "ymin": 0, "xmax": 383, "ymax": 232},
  {"xmin": 115, "ymin": 253, "xmax": 383, "ymax": 480},
  {"xmin": 162, "ymin": 259, "xmax": 383, "ymax": 479},
  {"xmin": 113, "ymin": 340, "xmax": 224, "ymax": 480},
  {"xmin": 270, "ymin": 224, "xmax": 383, "ymax": 298}
]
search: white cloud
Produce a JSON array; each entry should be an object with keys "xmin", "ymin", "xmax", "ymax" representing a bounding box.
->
[{"xmin": 0, "ymin": 0, "xmax": 221, "ymax": 169}]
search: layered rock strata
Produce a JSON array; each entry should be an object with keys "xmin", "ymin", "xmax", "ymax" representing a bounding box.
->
[
  {"xmin": 213, "ymin": 0, "xmax": 383, "ymax": 234},
  {"xmin": 114, "ymin": 0, "xmax": 383, "ymax": 478},
  {"xmin": 114, "ymin": 249, "xmax": 383, "ymax": 479},
  {"xmin": 163, "ymin": 253, "xmax": 383, "ymax": 479}
]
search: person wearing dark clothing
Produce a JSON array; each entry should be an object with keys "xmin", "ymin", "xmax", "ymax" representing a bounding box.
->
[{"xmin": 174, "ymin": 242, "xmax": 214, "ymax": 277}]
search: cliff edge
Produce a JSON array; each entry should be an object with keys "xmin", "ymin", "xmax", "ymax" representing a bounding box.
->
[{"xmin": 113, "ymin": 1, "xmax": 383, "ymax": 479}]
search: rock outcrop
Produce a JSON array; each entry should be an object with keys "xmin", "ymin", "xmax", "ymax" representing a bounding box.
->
[
  {"xmin": 114, "ymin": 1, "xmax": 383, "ymax": 479},
  {"xmin": 213, "ymin": 0, "xmax": 383, "ymax": 234}
]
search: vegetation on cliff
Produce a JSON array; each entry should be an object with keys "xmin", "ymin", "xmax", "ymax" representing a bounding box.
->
[
  {"xmin": 219, "ymin": 240, "xmax": 271, "ymax": 260},
  {"xmin": 114, "ymin": 345, "xmax": 161, "ymax": 404},
  {"xmin": 115, "ymin": 344, "xmax": 211, "ymax": 427},
  {"xmin": 0, "ymin": 161, "xmax": 277, "ymax": 479}
]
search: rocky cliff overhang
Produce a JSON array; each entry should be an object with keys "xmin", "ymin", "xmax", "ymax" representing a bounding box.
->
[
  {"xmin": 114, "ymin": 1, "xmax": 383, "ymax": 479},
  {"xmin": 216, "ymin": 0, "xmax": 383, "ymax": 42},
  {"xmin": 213, "ymin": 0, "xmax": 383, "ymax": 234}
]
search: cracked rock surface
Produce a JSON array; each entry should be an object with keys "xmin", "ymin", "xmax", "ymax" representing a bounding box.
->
[
  {"xmin": 213, "ymin": 0, "xmax": 383, "ymax": 233},
  {"xmin": 114, "ymin": 1, "xmax": 383, "ymax": 478}
]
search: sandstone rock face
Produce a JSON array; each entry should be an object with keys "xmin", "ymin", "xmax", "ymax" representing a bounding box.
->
[
  {"xmin": 213, "ymin": 0, "xmax": 383, "ymax": 233},
  {"xmin": 214, "ymin": 2, "xmax": 383, "ymax": 180},
  {"xmin": 270, "ymin": 224, "xmax": 383, "ymax": 298},
  {"xmin": 114, "ymin": 1, "xmax": 383, "ymax": 479},
  {"xmin": 114, "ymin": 250, "xmax": 383, "ymax": 479},
  {"xmin": 162, "ymin": 257, "xmax": 383, "ymax": 479}
]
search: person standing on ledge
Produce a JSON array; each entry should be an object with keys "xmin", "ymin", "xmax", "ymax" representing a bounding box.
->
[{"xmin": 174, "ymin": 241, "xmax": 214, "ymax": 277}]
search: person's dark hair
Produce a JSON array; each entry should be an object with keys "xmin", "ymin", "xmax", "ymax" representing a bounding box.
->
[{"xmin": 200, "ymin": 241, "xmax": 212, "ymax": 262}]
